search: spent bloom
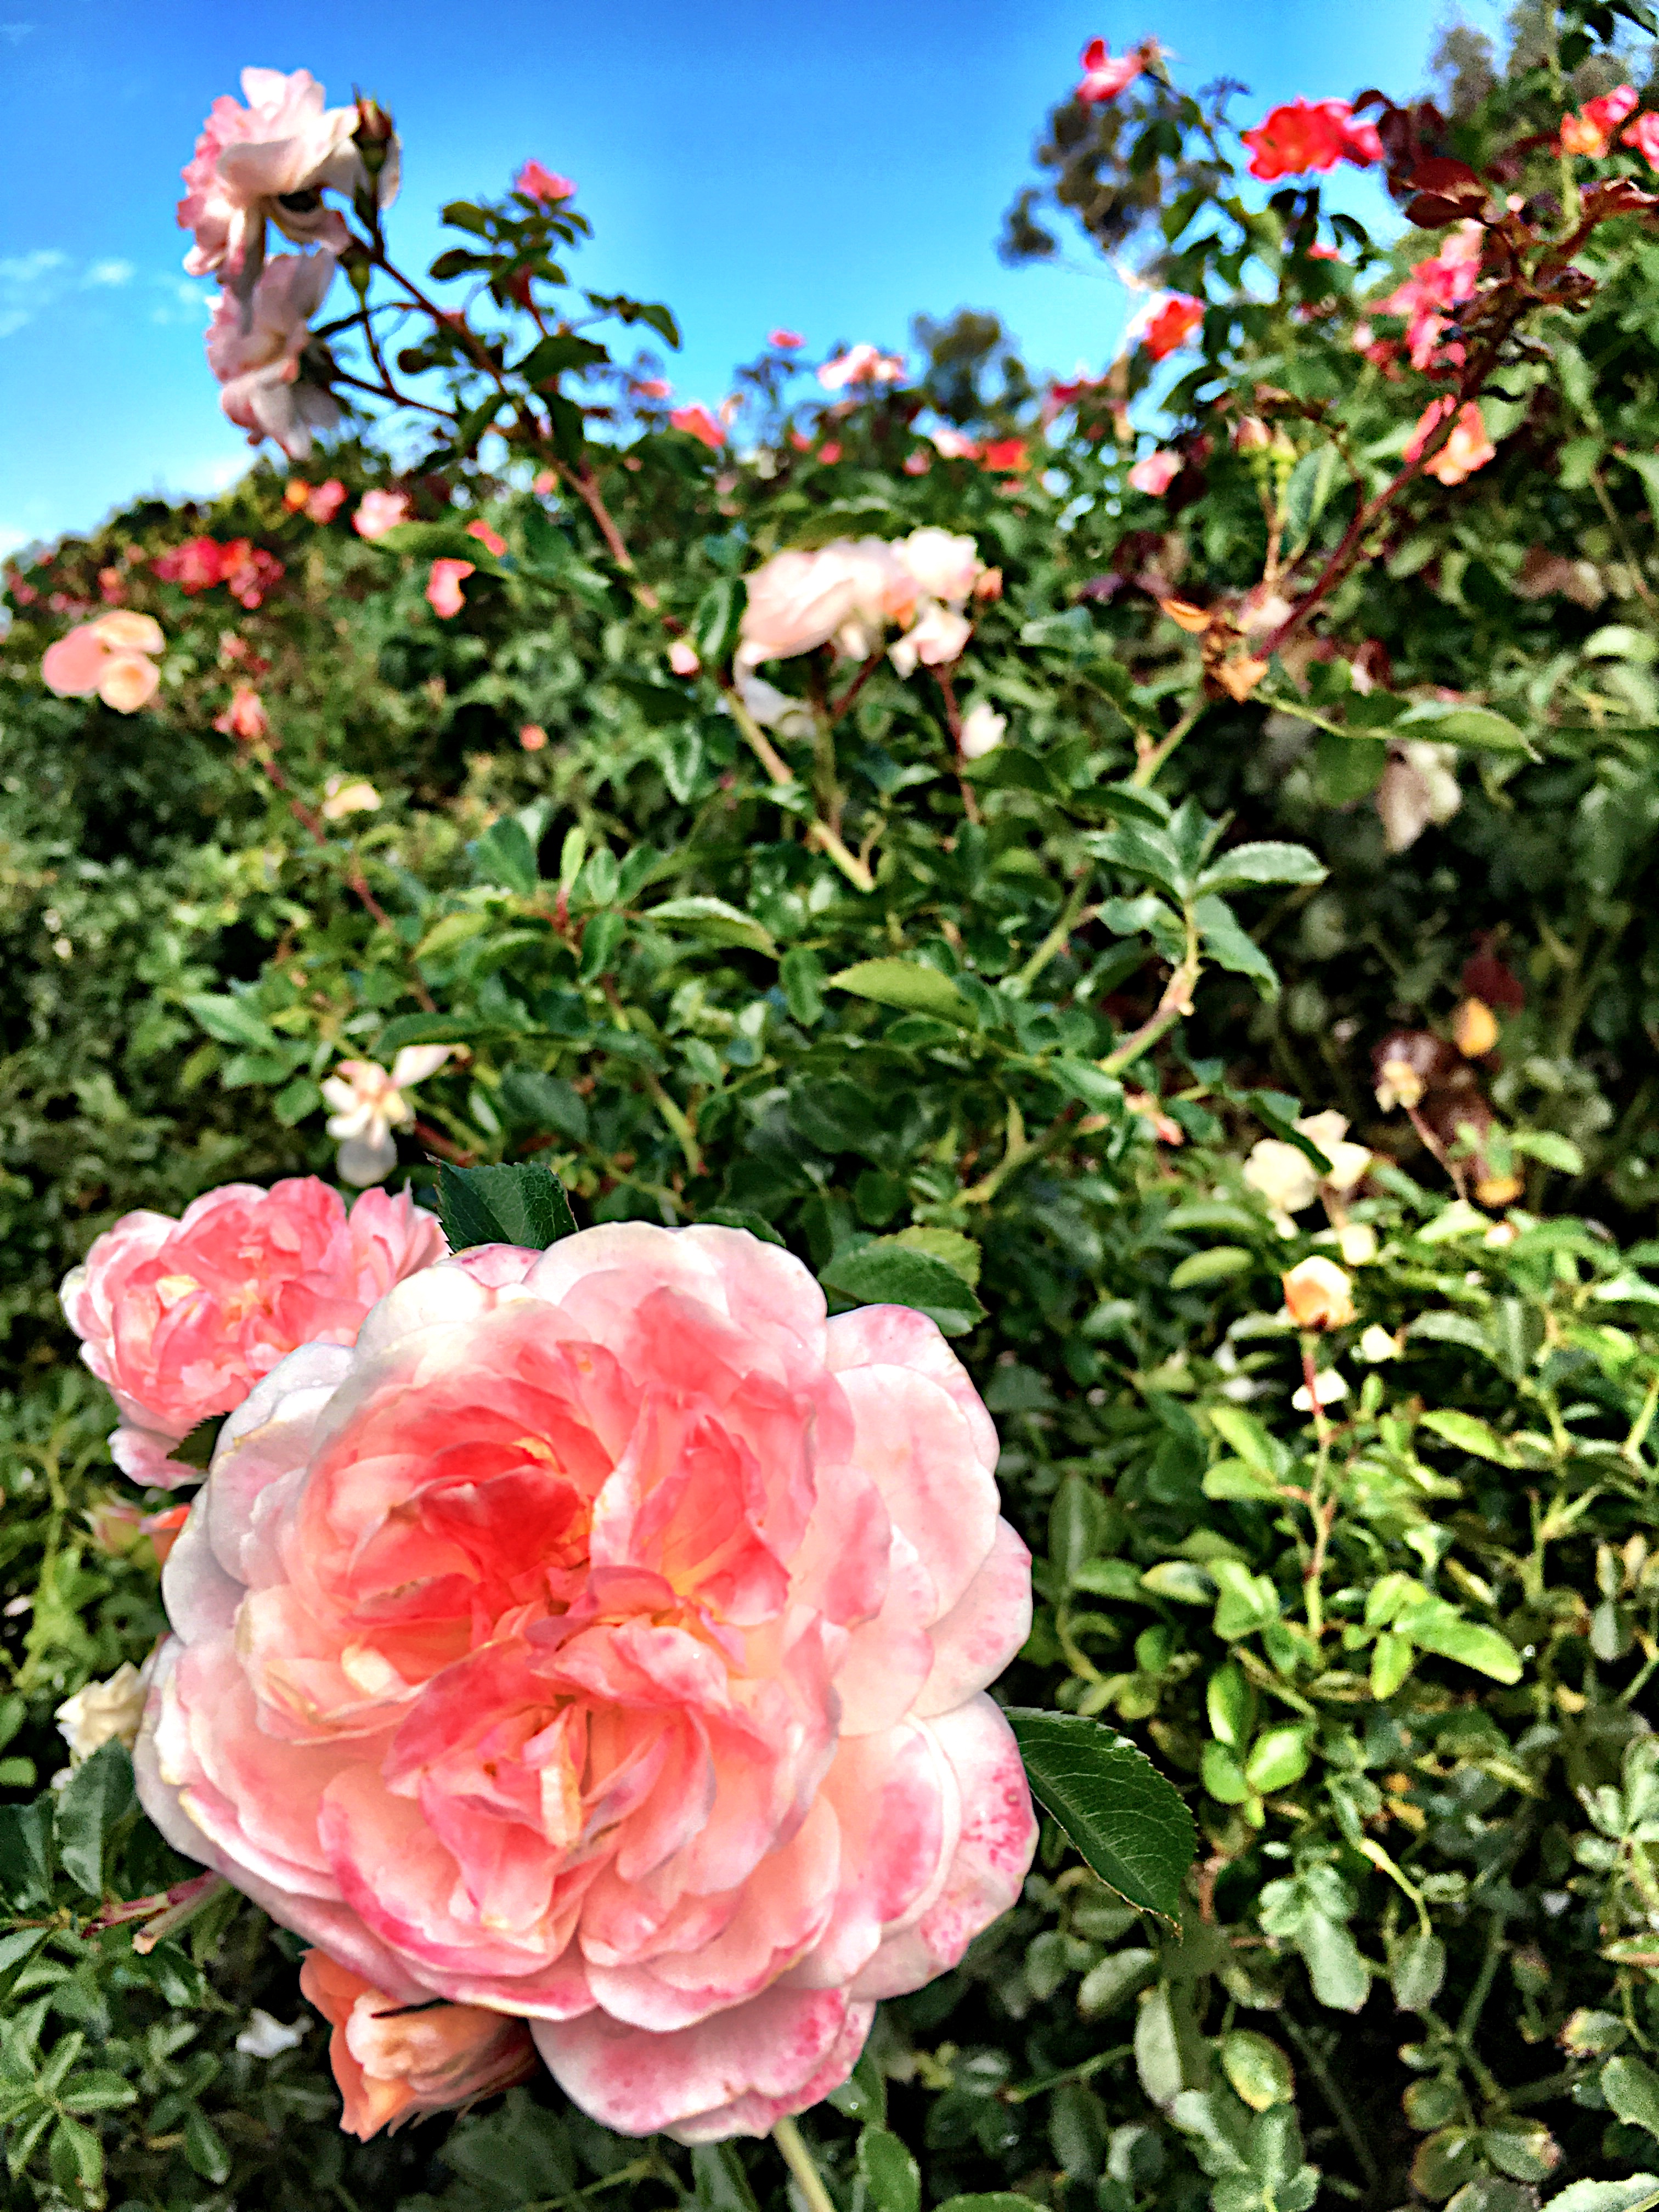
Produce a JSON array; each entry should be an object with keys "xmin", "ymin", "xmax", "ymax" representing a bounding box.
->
[
  {"xmin": 426, "ymin": 558, "xmax": 476, "ymax": 619},
  {"xmin": 301, "ymin": 1953, "xmax": 537, "ymax": 2139},
  {"xmin": 1128, "ymin": 450, "xmax": 1181, "ymax": 496},
  {"xmin": 818, "ymin": 343, "xmax": 905, "ymax": 390},
  {"xmin": 1424, "ymin": 401, "xmax": 1496, "ymax": 487},
  {"xmin": 135, "ymin": 1224, "xmax": 1036, "ymax": 2141},
  {"xmin": 515, "ymin": 160, "xmax": 575, "ymax": 202},
  {"xmin": 1379, "ymin": 222, "xmax": 1483, "ymax": 370},
  {"xmin": 1377, "ymin": 738, "xmax": 1462, "ymax": 853},
  {"xmin": 1241, "ymin": 97, "xmax": 1383, "ymax": 179},
  {"xmin": 57, "ymin": 1663, "xmax": 149, "ymax": 1765},
  {"xmin": 41, "ymin": 611, "xmax": 165, "ymax": 714},
  {"xmin": 353, "ymin": 490, "xmax": 413, "ymax": 541},
  {"xmin": 60, "ymin": 1180, "xmax": 443, "ymax": 1486},
  {"xmin": 1140, "ymin": 295, "xmax": 1205, "ymax": 361},
  {"xmin": 213, "ymin": 684, "xmax": 269, "ymax": 741},
  {"xmin": 1283, "ymin": 1256, "xmax": 1357, "ymax": 1330},
  {"xmin": 322, "ymin": 1047, "xmax": 454, "ymax": 1185},
  {"xmin": 1076, "ymin": 37, "xmax": 1147, "ymax": 101},
  {"xmin": 206, "ymin": 251, "xmax": 340, "ymax": 460},
  {"xmin": 1244, "ymin": 1112, "xmax": 1370, "ymax": 1229},
  {"xmin": 1560, "ymin": 84, "xmax": 1638, "ymax": 155}
]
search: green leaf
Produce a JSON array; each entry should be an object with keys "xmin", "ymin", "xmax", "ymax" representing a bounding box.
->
[
  {"xmin": 858, "ymin": 2128, "xmax": 921, "ymax": 2212},
  {"xmin": 1195, "ymin": 895, "xmax": 1279, "ymax": 998},
  {"xmin": 1284, "ymin": 443, "xmax": 1341, "ymax": 548},
  {"xmin": 933, "ymin": 2195, "xmax": 1047, "ymax": 2212},
  {"xmin": 1544, "ymin": 2182, "xmax": 1659, "ymax": 2212},
  {"xmin": 516, "ymin": 331, "xmax": 611, "ymax": 384},
  {"xmin": 1221, "ymin": 2030, "xmax": 1296, "ymax": 2112},
  {"xmin": 1047, "ymin": 1058, "xmax": 1126, "ymax": 1115},
  {"xmin": 648, "ymin": 895, "xmax": 776, "ymax": 956},
  {"xmin": 55, "ymin": 1739, "xmax": 135, "ymax": 1897},
  {"xmin": 1244, "ymin": 1725, "xmax": 1312, "ymax": 1794},
  {"xmin": 183, "ymin": 2108, "xmax": 231, "ymax": 2184},
  {"xmin": 0, "ymin": 1796, "xmax": 54, "ymax": 1909},
  {"xmin": 828, "ymin": 958, "xmax": 977, "ymax": 1026},
  {"xmin": 1395, "ymin": 701, "xmax": 1535, "ymax": 755},
  {"xmin": 374, "ymin": 519, "xmax": 507, "ymax": 574},
  {"xmin": 182, "ymin": 992, "xmax": 276, "ymax": 1051},
  {"xmin": 1393, "ymin": 1599, "xmax": 1522, "ymax": 1685},
  {"xmin": 1002, "ymin": 1710, "xmax": 1197, "ymax": 1922},
  {"xmin": 1419, "ymin": 1409, "xmax": 1513, "ymax": 1464},
  {"xmin": 438, "ymin": 1163, "xmax": 578, "ymax": 1254},
  {"xmin": 692, "ymin": 578, "xmax": 747, "ymax": 664},
  {"xmin": 1601, "ymin": 2057, "xmax": 1659, "ymax": 2141},
  {"xmin": 1511, "ymin": 1128, "xmax": 1584, "ymax": 1173},
  {"xmin": 1195, "ymin": 842, "xmax": 1327, "ymax": 897},
  {"xmin": 376, "ymin": 1012, "xmax": 504, "ymax": 1057},
  {"xmin": 471, "ymin": 817, "xmax": 539, "ymax": 896},
  {"xmin": 819, "ymin": 1240, "xmax": 986, "ymax": 1336},
  {"xmin": 1169, "ymin": 1246, "xmax": 1253, "ymax": 1289}
]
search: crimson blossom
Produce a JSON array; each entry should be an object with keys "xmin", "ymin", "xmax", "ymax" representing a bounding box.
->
[{"xmin": 135, "ymin": 1226, "xmax": 1036, "ymax": 2141}]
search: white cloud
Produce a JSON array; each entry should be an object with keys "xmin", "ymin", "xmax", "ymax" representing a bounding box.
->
[{"xmin": 83, "ymin": 259, "xmax": 134, "ymax": 289}]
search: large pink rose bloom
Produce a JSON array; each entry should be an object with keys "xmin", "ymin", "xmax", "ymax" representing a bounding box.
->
[
  {"xmin": 134, "ymin": 1225, "xmax": 1035, "ymax": 2142},
  {"xmin": 178, "ymin": 66, "xmax": 397, "ymax": 284},
  {"xmin": 61, "ymin": 1180, "xmax": 444, "ymax": 1487}
]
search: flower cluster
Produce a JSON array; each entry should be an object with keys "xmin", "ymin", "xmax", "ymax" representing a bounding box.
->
[
  {"xmin": 1378, "ymin": 222, "xmax": 1483, "ymax": 371},
  {"xmin": 41, "ymin": 611, "xmax": 165, "ymax": 714},
  {"xmin": 153, "ymin": 534, "xmax": 285, "ymax": 608},
  {"xmin": 177, "ymin": 69, "xmax": 400, "ymax": 458},
  {"xmin": 739, "ymin": 529, "xmax": 990, "ymax": 682},
  {"xmin": 133, "ymin": 1224, "xmax": 1035, "ymax": 2142}
]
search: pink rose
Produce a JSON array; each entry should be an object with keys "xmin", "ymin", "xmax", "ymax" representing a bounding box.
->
[
  {"xmin": 670, "ymin": 403, "xmax": 725, "ymax": 450},
  {"xmin": 212, "ymin": 684, "xmax": 269, "ymax": 741},
  {"xmin": 1128, "ymin": 450, "xmax": 1181, "ymax": 496},
  {"xmin": 41, "ymin": 611, "xmax": 165, "ymax": 714},
  {"xmin": 300, "ymin": 1951, "xmax": 537, "ymax": 2138},
  {"xmin": 817, "ymin": 343, "xmax": 905, "ymax": 391},
  {"xmin": 305, "ymin": 478, "xmax": 348, "ymax": 523},
  {"xmin": 353, "ymin": 490, "xmax": 413, "ymax": 541},
  {"xmin": 894, "ymin": 528, "xmax": 982, "ymax": 607},
  {"xmin": 739, "ymin": 540, "xmax": 911, "ymax": 663},
  {"xmin": 426, "ymin": 557, "xmax": 476, "ymax": 619},
  {"xmin": 888, "ymin": 600, "xmax": 973, "ymax": 679},
  {"xmin": 206, "ymin": 252, "xmax": 340, "ymax": 461},
  {"xmin": 1076, "ymin": 37, "xmax": 1147, "ymax": 102},
  {"xmin": 60, "ymin": 1180, "xmax": 444, "ymax": 1487},
  {"xmin": 178, "ymin": 67, "xmax": 398, "ymax": 285},
  {"xmin": 515, "ymin": 160, "xmax": 575, "ymax": 203},
  {"xmin": 135, "ymin": 1225, "xmax": 1035, "ymax": 2142}
]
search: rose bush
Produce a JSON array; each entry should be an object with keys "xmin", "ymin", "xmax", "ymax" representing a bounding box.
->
[{"xmin": 5, "ymin": 5, "xmax": 1659, "ymax": 2210}]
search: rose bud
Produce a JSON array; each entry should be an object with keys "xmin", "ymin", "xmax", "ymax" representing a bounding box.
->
[{"xmin": 1283, "ymin": 1255, "xmax": 1357, "ymax": 1330}]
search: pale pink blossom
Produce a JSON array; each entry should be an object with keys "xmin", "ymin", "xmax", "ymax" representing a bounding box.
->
[
  {"xmin": 889, "ymin": 600, "xmax": 973, "ymax": 679},
  {"xmin": 1379, "ymin": 222, "xmax": 1482, "ymax": 370},
  {"xmin": 1622, "ymin": 111, "xmax": 1659, "ymax": 166},
  {"xmin": 321, "ymin": 1047, "xmax": 453, "ymax": 1186},
  {"xmin": 134, "ymin": 1225, "xmax": 1035, "ymax": 2141},
  {"xmin": 894, "ymin": 528, "xmax": 982, "ymax": 606},
  {"xmin": 929, "ymin": 426, "xmax": 981, "ymax": 460},
  {"xmin": 301, "ymin": 1952, "xmax": 537, "ymax": 2138},
  {"xmin": 738, "ymin": 540, "xmax": 910, "ymax": 663},
  {"xmin": 958, "ymin": 701, "xmax": 1006, "ymax": 760},
  {"xmin": 352, "ymin": 490, "xmax": 413, "ymax": 541},
  {"xmin": 206, "ymin": 251, "xmax": 340, "ymax": 461},
  {"xmin": 177, "ymin": 67, "xmax": 396, "ymax": 287},
  {"xmin": 515, "ymin": 160, "xmax": 575, "ymax": 202},
  {"xmin": 1128, "ymin": 450, "xmax": 1181, "ymax": 495},
  {"xmin": 60, "ymin": 1180, "xmax": 443, "ymax": 1486},
  {"xmin": 1076, "ymin": 37, "xmax": 1146, "ymax": 102},
  {"xmin": 41, "ymin": 611, "xmax": 165, "ymax": 714},
  {"xmin": 668, "ymin": 640, "xmax": 701, "ymax": 675},
  {"xmin": 818, "ymin": 343, "xmax": 905, "ymax": 391},
  {"xmin": 425, "ymin": 558, "xmax": 476, "ymax": 619}
]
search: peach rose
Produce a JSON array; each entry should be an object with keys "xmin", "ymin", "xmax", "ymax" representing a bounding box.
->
[
  {"xmin": 300, "ymin": 1951, "xmax": 536, "ymax": 2138},
  {"xmin": 135, "ymin": 1226, "xmax": 1035, "ymax": 2142},
  {"xmin": 426, "ymin": 558, "xmax": 476, "ymax": 619},
  {"xmin": 894, "ymin": 528, "xmax": 981, "ymax": 607},
  {"xmin": 42, "ymin": 611, "xmax": 165, "ymax": 714},
  {"xmin": 738, "ymin": 540, "xmax": 910, "ymax": 664},
  {"xmin": 61, "ymin": 1180, "xmax": 444, "ymax": 1486}
]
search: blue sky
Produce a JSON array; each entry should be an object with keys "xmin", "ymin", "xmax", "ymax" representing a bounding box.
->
[{"xmin": 0, "ymin": 0, "xmax": 1508, "ymax": 553}]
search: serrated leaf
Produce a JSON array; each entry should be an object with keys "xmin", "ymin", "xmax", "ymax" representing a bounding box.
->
[
  {"xmin": 1003, "ymin": 1711, "xmax": 1197, "ymax": 1922},
  {"xmin": 1196, "ymin": 841, "xmax": 1328, "ymax": 897},
  {"xmin": 1393, "ymin": 1598, "xmax": 1522, "ymax": 1685},
  {"xmin": 182, "ymin": 993, "xmax": 276, "ymax": 1051},
  {"xmin": 828, "ymin": 959, "xmax": 976, "ymax": 1026},
  {"xmin": 1419, "ymin": 1408, "xmax": 1513, "ymax": 1464},
  {"xmin": 819, "ymin": 1240, "xmax": 986, "ymax": 1336},
  {"xmin": 1396, "ymin": 701, "xmax": 1535, "ymax": 755},
  {"xmin": 1601, "ymin": 2057, "xmax": 1659, "ymax": 2140},
  {"xmin": 1195, "ymin": 895, "xmax": 1279, "ymax": 998},
  {"xmin": 647, "ymin": 896, "xmax": 776, "ymax": 956},
  {"xmin": 1545, "ymin": 2181, "xmax": 1659, "ymax": 2212},
  {"xmin": 55, "ymin": 1739, "xmax": 135, "ymax": 1897},
  {"xmin": 471, "ymin": 816, "xmax": 539, "ymax": 897},
  {"xmin": 438, "ymin": 1163, "xmax": 578, "ymax": 1254}
]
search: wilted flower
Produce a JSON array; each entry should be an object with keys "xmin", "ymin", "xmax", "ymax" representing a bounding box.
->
[
  {"xmin": 1141, "ymin": 295, "xmax": 1205, "ymax": 361},
  {"xmin": 41, "ymin": 611, "xmax": 165, "ymax": 714},
  {"xmin": 1128, "ymin": 450, "xmax": 1181, "ymax": 495},
  {"xmin": 1241, "ymin": 97, "xmax": 1382, "ymax": 179},
  {"xmin": 56, "ymin": 1663, "xmax": 148, "ymax": 1764},
  {"xmin": 819, "ymin": 343, "xmax": 905, "ymax": 390},
  {"xmin": 213, "ymin": 684, "xmax": 268, "ymax": 741},
  {"xmin": 207, "ymin": 251, "xmax": 340, "ymax": 460},
  {"xmin": 1405, "ymin": 398, "xmax": 1494, "ymax": 486},
  {"xmin": 515, "ymin": 159, "xmax": 575, "ymax": 202},
  {"xmin": 321, "ymin": 1047, "xmax": 454, "ymax": 1184},
  {"xmin": 321, "ymin": 776, "xmax": 381, "ymax": 820},
  {"xmin": 1075, "ymin": 37, "xmax": 1147, "ymax": 101},
  {"xmin": 353, "ymin": 489, "xmax": 413, "ymax": 540},
  {"xmin": 1283, "ymin": 1256, "xmax": 1357, "ymax": 1330},
  {"xmin": 1376, "ymin": 740, "xmax": 1462, "ymax": 853},
  {"xmin": 426, "ymin": 558, "xmax": 476, "ymax": 619},
  {"xmin": 958, "ymin": 701, "xmax": 1006, "ymax": 759},
  {"xmin": 1452, "ymin": 996, "xmax": 1500, "ymax": 1058}
]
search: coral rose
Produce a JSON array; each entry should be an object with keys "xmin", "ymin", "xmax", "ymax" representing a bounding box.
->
[
  {"xmin": 42, "ymin": 611, "xmax": 165, "ymax": 714},
  {"xmin": 1241, "ymin": 97, "xmax": 1382, "ymax": 179},
  {"xmin": 300, "ymin": 1951, "xmax": 537, "ymax": 2138},
  {"xmin": 1283, "ymin": 1256, "xmax": 1357, "ymax": 1331},
  {"xmin": 1128, "ymin": 450, "xmax": 1181, "ymax": 496},
  {"xmin": 1141, "ymin": 295, "xmax": 1205, "ymax": 362},
  {"xmin": 60, "ymin": 1180, "xmax": 444, "ymax": 1487},
  {"xmin": 1076, "ymin": 37, "xmax": 1146, "ymax": 103},
  {"xmin": 426, "ymin": 558, "xmax": 476, "ymax": 619},
  {"xmin": 134, "ymin": 1226, "xmax": 1036, "ymax": 2142},
  {"xmin": 515, "ymin": 160, "xmax": 575, "ymax": 203}
]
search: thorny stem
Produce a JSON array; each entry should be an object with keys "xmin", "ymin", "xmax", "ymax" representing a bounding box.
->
[
  {"xmin": 1099, "ymin": 911, "xmax": 1201, "ymax": 1076},
  {"xmin": 932, "ymin": 665, "xmax": 981, "ymax": 823},
  {"xmin": 1012, "ymin": 878, "xmax": 1094, "ymax": 994},
  {"xmin": 772, "ymin": 2118, "xmax": 838, "ymax": 2212}
]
